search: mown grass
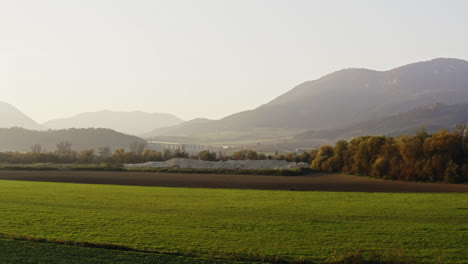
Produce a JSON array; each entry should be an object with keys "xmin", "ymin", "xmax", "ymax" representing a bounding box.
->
[
  {"xmin": 0, "ymin": 180, "xmax": 466, "ymax": 263},
  {"xmin": 0, "ymin": 237, "xmax": 438, "ymax": 264},
  {"xmin": 0, "ymin": 237, "xmax": 241, "ymax": 264}
]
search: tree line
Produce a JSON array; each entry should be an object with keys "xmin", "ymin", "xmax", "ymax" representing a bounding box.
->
[
  {"xmin": 0, "ymin": 141, "xmax": 187, "ymax": 165},
  {"xmin": 0, "ymin": 146, "xmax": 293, "ymax": 165},
  {"xmin": 0, "ymin": 127, "xmax": 466, "ymax": 183},
  {"xmin": 307, "ymin": 127, "xmax": 468, "ymax": 183}
]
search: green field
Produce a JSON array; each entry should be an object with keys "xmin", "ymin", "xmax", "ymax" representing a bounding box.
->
[
  {"xmin": 0, "ymin": 180, "xmax": 467, "ymax": 263},
  {"xmin": 0, "ymin": 238, "xmax": 241, "ymax": 264}
]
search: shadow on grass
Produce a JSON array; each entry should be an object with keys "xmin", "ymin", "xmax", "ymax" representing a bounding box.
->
[{"xmin": 1, "ymin": 234, "xmax": 440, "ymax": 264}]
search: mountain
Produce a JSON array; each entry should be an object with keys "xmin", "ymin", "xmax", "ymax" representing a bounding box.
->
[
  {"xmin": 43, "ymin": 110, "xmax": 183, "ymax": 136},
  {"xmin": 0, "ymin": 127, "xmax": 147, "ymax": 152},
  {"xmin": 0, "ymin": 102, "xmax": 45, "ymax": 130},
  {"xmin": 141, "ymin": 118, "xmax": 213, "ymax": 138},
  {"xmin": 295, "ymin": 102, "xmax": 468, "ymax": 142},
  {"xmin": 147, "ymin": 58, "xmax": 468, "ymax": 141}
]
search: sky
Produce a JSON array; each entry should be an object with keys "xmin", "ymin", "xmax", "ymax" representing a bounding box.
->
[{"xmin": 1, "ymin": 0, "xmax": 468, "ymax": 123}]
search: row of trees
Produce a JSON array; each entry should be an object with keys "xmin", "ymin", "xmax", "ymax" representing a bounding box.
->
[
  {"xmin": 0, "ymin": 141, "xmax": 185, "ymax": 164},
  {"xmin": 0, "ymin": 146, "xmax": 192, "ymax": 165},
  {"xmin": 1, "ymin": 128, "xmax": 467, "ymax": 183},
  {"xmin": 225, "ymin": 128, "xmax": 468, "ymax": 183},
  {"xmin": 0, "ymin": 141, "xmax": 275, "ymax": 164},
  {"xmin": 307, "ymin": 128, "xmax": 467, "ymax": 183}
]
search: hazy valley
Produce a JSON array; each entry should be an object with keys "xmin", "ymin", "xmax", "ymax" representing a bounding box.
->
[{"xmin": 3, "ymin": 58, "xmax": 467, "ymax": 152}]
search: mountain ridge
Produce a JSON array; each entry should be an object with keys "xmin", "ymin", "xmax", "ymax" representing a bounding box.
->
[
  {"xmin": 0, "ymin": 102, "xmax": 45, "ymax": 130},
  {"xmin": 43, "ymin": 110, "xmax": 183, "ymax": 136},
  {"xmin": 295, "ymin": 102, "xmax": 468, "ymax": 142},
  {"xmin": 146, "ymin": 58, "xmax": 468, "ymax": 139}
]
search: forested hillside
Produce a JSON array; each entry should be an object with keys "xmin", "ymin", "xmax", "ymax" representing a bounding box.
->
[
  {"xmin": 296, "ymin": 102, "xmax": 468, "ymax": 141},
  {"xmin": 0, "ymin": 127, "xmax": 146, "ymax": 152}
]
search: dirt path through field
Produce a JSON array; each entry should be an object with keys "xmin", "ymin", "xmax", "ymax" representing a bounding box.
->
[{"xmin": 0, "ymin": 170, "xmax": 466, "ymax": 193}]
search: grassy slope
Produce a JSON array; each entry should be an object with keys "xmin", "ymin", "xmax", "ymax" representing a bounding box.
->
[{"xmin": 0, "ymin": 180, "xmax": 466, "ymax": 263}]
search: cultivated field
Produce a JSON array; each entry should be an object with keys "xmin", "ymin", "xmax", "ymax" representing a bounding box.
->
[
  {"xmin": 0, "ymin": 179, "xmax": 467, "ymax": 263},
  {"xmin": 0, "ymin": 170, "xmax": 467, "ymax": 193}
]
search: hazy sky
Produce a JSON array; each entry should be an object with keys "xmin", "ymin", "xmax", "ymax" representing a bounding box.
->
[{"xmin": 1, "ymin": 0, "xmax": 467, "ymax": 123}]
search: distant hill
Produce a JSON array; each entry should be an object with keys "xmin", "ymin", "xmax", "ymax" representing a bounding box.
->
[
  {"xmin": 43, "ymin": 110, "xmax": 183, "ymax": 136},
  {"xmin": 148, "ymin": 58, "xmax": 468, "ymax": 140},
  {"xmin": 0, "ymin": 127, "xmax": 147, "ymax": 152},
  {"xmin": 295, "ymin": 102, "xmax": 468, "ymax": 141},
  {"xmin": 0, "ymin": 102, "xmax": 44, "ymax": 130},
  {"xmin": 141, "ymin": 118, "xmax": 213, "ymax": 138}
]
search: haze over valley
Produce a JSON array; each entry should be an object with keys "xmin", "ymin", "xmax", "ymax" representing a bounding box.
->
[
  {"xmin": 43, "ymin": 110, "xmax": 183, "ymax": 136},
  {"xmin": 2, "ymin": 58, "xmax": 468, "ymax": 152}
]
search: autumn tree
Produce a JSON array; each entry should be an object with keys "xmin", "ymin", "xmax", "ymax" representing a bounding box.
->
[
  {"xmin": 197, "ymin": 150, "xmax": 217, "ymax": 161},
  {"xmin": 129, "ymin": 141, "xmax": 146, "ymax": 156},
  {"xmin": 232, "ymin": 150, "xmax": 247, "ymax": 160},
  {"xmin": 174, "ymin": 148, "xmax": 189, "ymax": 158},
  {"xmin": 113, "ymin": 148, "xmax": 126, "ymax": 164},
  {"xmin": 246, "ymin": 150, "xmax": 258, "ymax": 160},
  {"xmin": 258, "ymin": 153, "xmax": 267, "ymax": 160},
  {"xmin": 79, "ymin": 149, "xmax": 95, "ymax": 163},
  {"xmin": 296, "ymin": 152, "xmax": 310, "ymax": 163},
  {"xmin": 311, "ymin": 145, "xmax": 334, "ymax": 171},
  {"xmin": 56, "ymin": 141, "xmax": 72, "ymax": 155},
  {"xmin": 30, "ymin": 144, "xmax": 42, "ymax": 153},
  {"xmin": 163, "ymin": 149, "xmax": 173, "ymax": 160}
]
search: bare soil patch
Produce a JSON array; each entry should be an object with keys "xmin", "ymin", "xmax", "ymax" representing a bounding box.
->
[{"xmin": 0, "ymin": 170, "xmax": 466, "ymax": 193}]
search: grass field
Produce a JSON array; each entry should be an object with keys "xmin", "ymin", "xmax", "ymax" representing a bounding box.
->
[
  {"xmin": 0, "ymin": 238, "xmax": 241, "ymax": 264},
  {"xmin": 0, "ymin": 179, "xmax": 467, "ymax": 263}
]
